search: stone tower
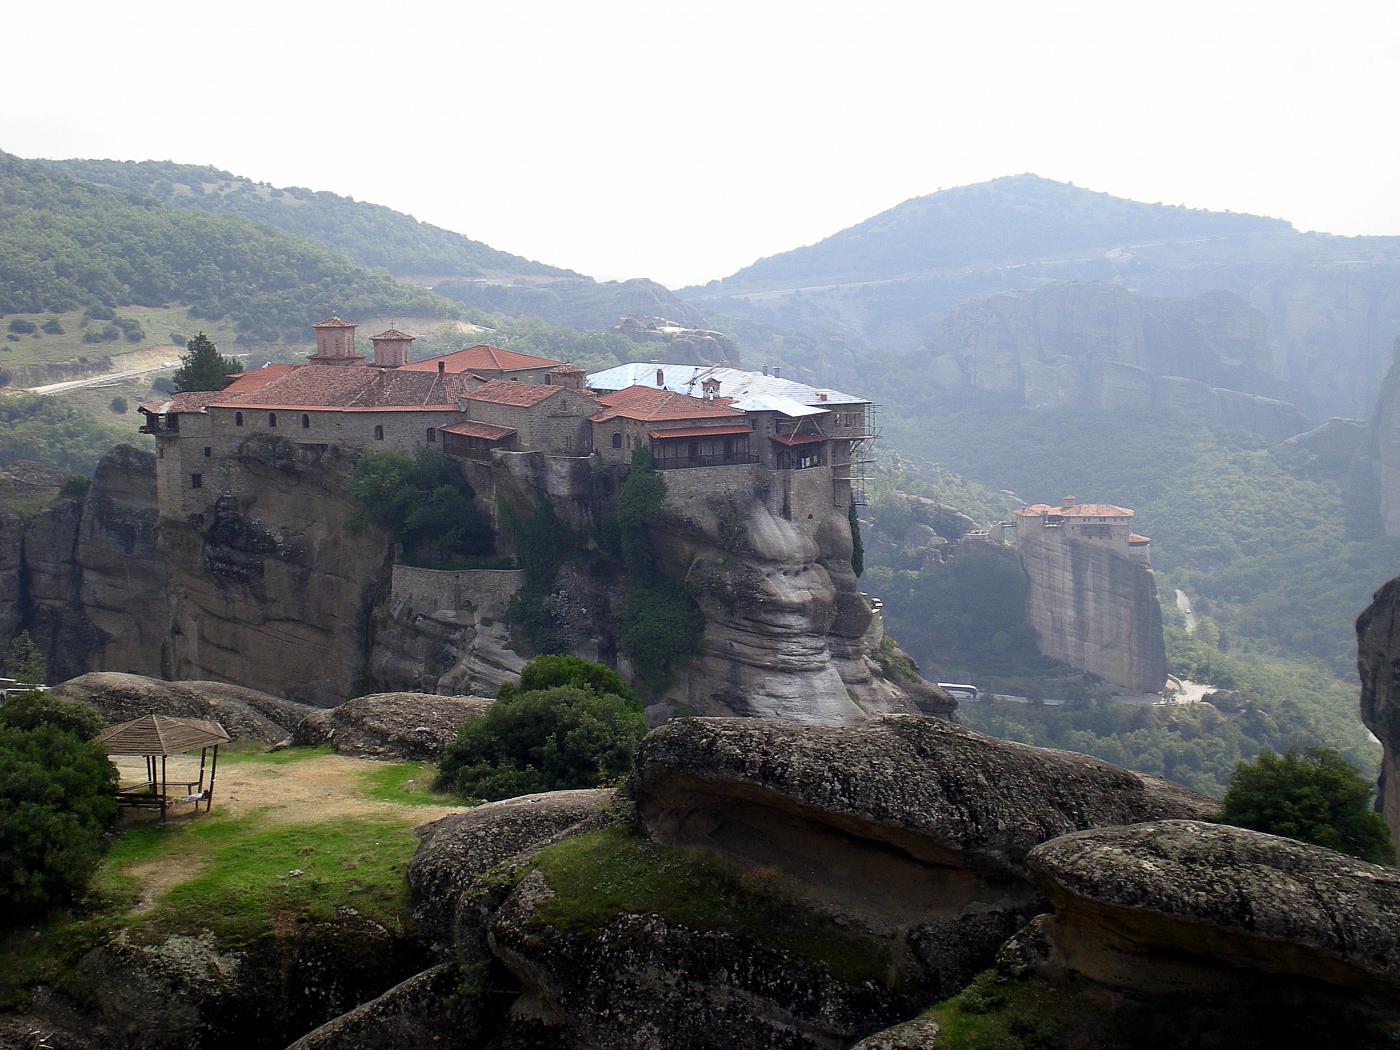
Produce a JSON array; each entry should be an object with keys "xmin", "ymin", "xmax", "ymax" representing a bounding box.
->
[
  {"xmin": 370, "ymin": 328, "xmax": 415, "ymax": 368},
  {"xmin": 547, "ymin": 363, "xmax": 586, "ymax": 390},
  {"xmin": 308, "ymin": 317, "xmax": 363, "ymax": 365}
]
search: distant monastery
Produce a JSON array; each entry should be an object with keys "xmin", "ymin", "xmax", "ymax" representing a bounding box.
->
[{"xmin": 139, "ymin": 319, "xmax": 875, "ymax": 518}]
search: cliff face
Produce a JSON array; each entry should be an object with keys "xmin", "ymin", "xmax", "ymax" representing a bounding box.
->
[
  {"xmin": 1357, "ymin": 576, "xmax": 1400, "ymax": 850},
  {"xmin": 924, "ymin": 284, "xmax": 1311, "ymax": 440},
  {"xmin": 1350, "ymin": 339, "xmax": 1400, "ymax": 537},
  {"xmin": 160, "ymin": 435, "xmax": 392, "ymax": 706},
  {"xmin": 0, "ymin": 450, "xmax": 167, "ymax": 682},
  {"xmin": 1017, "ymin": 524, "xmax": 1165, "ymax": 693}
]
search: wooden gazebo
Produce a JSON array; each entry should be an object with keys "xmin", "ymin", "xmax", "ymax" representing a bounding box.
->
[{"xmin": 98, "ymin": 714, "xmax": 230, "ymax": 821}]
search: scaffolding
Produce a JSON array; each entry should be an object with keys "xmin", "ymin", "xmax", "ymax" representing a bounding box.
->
[{"xmin": 832, "ymin": 402, "xmax": 879, "ymax": 507}]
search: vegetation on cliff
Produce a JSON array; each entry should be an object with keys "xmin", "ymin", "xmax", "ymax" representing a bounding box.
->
[
  {"xmin": 1219, "ymin": 749, "xmax": 1393, "ymax": 863},
  {"xmin": 0, "ymin": 151, "xmax": 455, "ymax": 342},
  {"xmin": 439, "ymin": 656, "xmax": 645, "ymax": 801},
  {"xmin": 0, "ymin": 692, "xmax": 117, "ymax": 921},
  {"xmin": 347, "ymin": 447, "xmax": 494, "ymax": 568}
]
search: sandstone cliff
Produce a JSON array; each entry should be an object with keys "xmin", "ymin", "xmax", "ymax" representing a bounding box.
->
[
  {"xmin": 923, "ymin": 283, "xmax": 1311, "ymax": 440},
  {"xmin": 1357, "ymin": 575, "xmax": 1400, "ymax": 850},
  {"xmin": 1017, "ymin": 518, "xmax": 1165, "ymax": 693},
  {"xmin": 1349, "ymin": 338, "xmax": 1400, "ymax": 537}
]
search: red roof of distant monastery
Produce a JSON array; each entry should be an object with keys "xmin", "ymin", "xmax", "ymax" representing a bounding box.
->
[
  {"xmin": 592, "ymin": 385, "xmax": 745, "ymax": 424},
  {"xmin": 1015, "ymin": 503, "xmax": 1135, "ymax": 519},
  {"xmin": 398, "ymin": 345, "xmax": 561, "ymax": 374}
]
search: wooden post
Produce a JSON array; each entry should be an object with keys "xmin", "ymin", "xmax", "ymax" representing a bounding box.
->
[
  {"xmin": 197, "ymin": 747, "xmax": 208, "ymax": 797},
  {"xmin": 160, "ymin": 754, "xmax": 167, "ymax": 823},
  {"xmin": 206, "ymin": 745, "xmax": 219, "ymax": 813}
]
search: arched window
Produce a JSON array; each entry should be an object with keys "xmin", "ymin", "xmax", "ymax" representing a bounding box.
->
[
  {"xmin": 374, "ymin": 425, "xmax": 384, "ymax": 441},
  {"xmin": 268, "ymin": 413, "xmax": 277, "ymax": 428},
  {"xmin": 301, "ymin": 414, "xmax": 310, "ymax": 429},
  {"xmin": 426, "ymin": 427, "xmax": 436, "ymax": 443},
  {"xmin": 611, "ymin": 432, "xmax": 622, "ymax": 449},
  {"xmin": 235, "ymin": 411, "xmax": 244, "ymax": 427}
]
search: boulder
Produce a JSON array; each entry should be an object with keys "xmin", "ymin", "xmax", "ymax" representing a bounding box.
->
[
  {"xmin": 1357, "ymin": 575, "xmax": 1400, "ymax": 852},
  {"xmin": 286, "ymin": 963, "xmax": 479, "ymax": 1050},
  {"xmin": 409, "ymin": 788, "xmax": 614, "ymax": 947},
  {"xmin": 48, "ymin": 671, "xmax": 312, "ymax": 744},
  {"xmin": 1026, "ymin": 819, "xmax": 1400, "ymax": 1017},
  {"xmin": 291, "ymin": 692, "xmax": 492, "ymax": 761},
  {"xmin": 851, "ymin": 1017, "xmax": 942, "ymax": 1050}
]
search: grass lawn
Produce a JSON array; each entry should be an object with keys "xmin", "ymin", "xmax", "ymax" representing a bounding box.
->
[
  {"xmin": 528, "ymin": 825, "xmax": 914, "ymax": 989},
  {"xmin": 0, "ymin": 305, "xmax": 238, "ymax": 369}
]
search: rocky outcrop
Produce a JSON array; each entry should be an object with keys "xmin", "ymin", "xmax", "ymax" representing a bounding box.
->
[
  {"xmin": 1357, "ymin": 575, "xmax": 1400, "ymax": 850},
  {"xmin": 291, "ymin": 691, "xmax": 492, "ymax": 760},
  {"xmin": 408, "ymin": 788, "xmax": 614, "ymax": 946},
  {"xmin": 162, "ymin": 437, "xmax": 392, "ymax": 706},
  {"xmin": 286, "ymin": 963, "xmax": 479, "ymax": 1050},
  {"xmin": 0, "ymin": 448, "xmax": 168, "ymax": 683},
  {"xmin": 1016, "ymin": 515, "xmax": 1165, "ymax": 693},
  {"xmin": 1272, "ymin": 416, "xmax": 1368, "ymax": 480},
  {"xmin": 1026, "ymin": 820, "xmax": 1400, "ymax": 1017},
  {"xmin": 1351, "ymin": 339, "xmax": 1400, "ymax": 537},
  {"xmin": 611, "ymin": 315, "xmax": 740, "ymax": 365},
  {"xmin": 48, "ymin": 671, "xmax": 314, "ymax": 743},
  {"xmin": 921, "ymin": 283, "xmax": 1311, "ymax": 439}
]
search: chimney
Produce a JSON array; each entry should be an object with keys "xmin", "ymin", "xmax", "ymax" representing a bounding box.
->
[
  {"xmin": 1062, "ymin": 496, "xmax": 1076, "ymax": 508},
  {"xmin": 656, "ymin": 368, "xmax": 665, "ymax": 387},
  {"xmin": 762, "ymin": 363, "xmax": 770, "ymax": 376},
  {"xmin": 438, "ymin": 360, "xmax": 446, "ymax": 375},
  {"xmin": 772, "ymin": 366, "xmax": 781, "ymax": 379}
]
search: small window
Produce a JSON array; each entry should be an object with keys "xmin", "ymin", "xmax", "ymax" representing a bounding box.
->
[
  {"xmin": 268, "ymin": 413, "xmax": 277, "ymax": 428},
  {"xmin": 611, "ymin": 432, "xmax": 622, "ymax": 449},
  {"xmin": 158, "ymin": 447, "xmax": 165, "ymax": 460},
  {"xmin": 374, "ymin": 425, "xmax": 384, "ymax": 441},
  {"xmin": 426, "ymin": 427, "xmax": 436, "ymax": 443},
  {"xmin": 203, "ymin": 446, "xmax": 211, "ymax": 458},
  {"xmin": 235, "ymin": 411, "xmax": 244, "ymax": 427},
  {"xmin": 301, "ymin": 414, "xmax": 310, "ymax": 429},
  {"xmin": 191, "ymin": 473, "xmax": 203, "ymax": 489}
]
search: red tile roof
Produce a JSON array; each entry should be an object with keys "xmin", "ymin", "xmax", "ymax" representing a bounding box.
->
[
  {"xmin": 224, "ymin": 365, "xmax": 300, "ymax": 394},
  {"xmin": 549, "ymin": 362, "xmax": 586, "ymax": 375},
  {"xmin": 1016, "ymin": 503, "xmax": 1135, "ymax": 519},
  {"xmin": 399, "ymin": 344, "xmax": 561, "ymax": 374},
  {"xmin": 312, "ymin": 317, "xmax": 357, "ymax": 328},
  {"xmin": 1129, "ymin": 532, "xmax": 1152, "ymax": 545},
  {"xmin": 205, "ymin": 364, "xmax": 460, "ymax": 412},
  {"xmin": 370, "ymin": 329, "xmax": 415, "ymax": 341},
  {"xmin": 592, "ymin": 385, "xmax": 745, "ymax": 424},
  {"xmin": 440, "ymin": 420, "xmax": 517, "ymax": 440},
  {"xmin": 463, "ymin": 381, "xmax": 563, "ymax": 407},
  {"xmin": 647, "ymin": 425, "xmax": 754, "ymax": 440}
]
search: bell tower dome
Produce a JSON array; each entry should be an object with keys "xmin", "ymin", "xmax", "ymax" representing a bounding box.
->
[
  {"xmin": 369, "ymin": 328, "xmax": 415, "ymax": 368},
  {"xmin": 308, "ymin": 317, "xmax": 364, "ymax": 365}
]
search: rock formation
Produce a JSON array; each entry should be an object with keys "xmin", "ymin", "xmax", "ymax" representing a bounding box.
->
[
  {"xmin": 922, "ymin": 284, "xmax": 1312, "ymax": 440},
  {"xmin": 1014, "ymin": 505, "xmax": 1166, "ymax": 693},
  {"xmin": 48, "ymin": 671, "xmax": 314, "ymax": 743},
  {"xmin": 1350, "ymin": 338, "xmax": 1400, "ymax": 537},
  {"xmin": 1357, "ymin": 575, "xmax": 1400, "ymax": 849},
  {"xmin": 291, "ymin": 691, "xmax": 493, "ymax": 760},
  {"xmin": 1026, "ymin": 820, "xmax": 1400, "ymax": 1017},
  {"xmin": 387, "ymin": 715, "xmax": 1214, "ymax": 1050},
  {"xmin": 611, "ymin": 315, "xmax": 740, "ymax": 365}
]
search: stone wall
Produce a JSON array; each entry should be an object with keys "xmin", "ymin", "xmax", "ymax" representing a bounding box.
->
[{"xmin": 390, "ymin": 565, "xmax": 524, "ymax": 613}]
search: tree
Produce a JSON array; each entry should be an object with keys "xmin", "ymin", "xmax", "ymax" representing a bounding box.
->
[
  {"xmin": 1220, "ymin": 749, "xmax": 1394, "ymax": 863},
  {"xmin": 171, "ymin": 332, "xmax": 241, "ymax": 393},
  {"xmin": 0, "ymin": 692, "xmax": 118, "ymax": 921},
  {"xmin": 4, "ymin": 631, "xmax": 47, "ymax": 685},
  {"xmin": 849, "ymin": 501, "xmax": 864, "ymax": 576},
  {"xmin": 503, "ymin": 653, "xmax": 634, "ymax": 705},
  {"xmin": 347, "ymin": 447, "xmax": 494, "ymax": 567},
  {"xmin": 437, "ymin": 682, "xmax": 646, "ymax": 801}
]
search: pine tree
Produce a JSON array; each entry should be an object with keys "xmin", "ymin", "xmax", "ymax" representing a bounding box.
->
[
  {"xmin": 171, "ymin": 332, "xmax": 241, "ymax": 393},
  {"xmin": 3, "ymin": 631, "xmax": 47, "ymax": 685}
]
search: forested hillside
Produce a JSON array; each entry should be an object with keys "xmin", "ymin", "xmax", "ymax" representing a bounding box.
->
[
  {"xmin": 39, "ymin": 158, "xmax": 573, "ymax": 281},
  {"xmin": 0, "ymin": 152, "xmax": 456, "ymax": 342}
]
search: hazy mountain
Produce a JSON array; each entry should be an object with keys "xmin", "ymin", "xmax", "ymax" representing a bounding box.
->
[
  {"xmin": 686, "ymin": 175, "xmax": 1400, "ymax": 419},
  {"xmin": 37, "ymin": 158, "xmax": 575, "ymax": 281}
]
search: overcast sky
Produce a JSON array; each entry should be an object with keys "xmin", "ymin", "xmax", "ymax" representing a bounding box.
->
[{"xmin": 5, "ymin": 0, "xmax": 1398, "ymax": 287}]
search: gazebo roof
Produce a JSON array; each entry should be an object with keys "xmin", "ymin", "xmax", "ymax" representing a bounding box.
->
[{"xmin": 98, "ymin": 714, "xmax": 230, "ymax": 756}]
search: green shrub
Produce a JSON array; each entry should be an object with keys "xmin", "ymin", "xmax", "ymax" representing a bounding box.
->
[
  {"xmin": 347, "ymin": 447, "xmax": 493, "ymax": 567},
  {"xmin": 502, "ymin": 501, "xmax": 577, "ymax": 653},
  {"xmin": 108, "ymin": 396, "xmax": 128, "ymax": 414},
  {"xmin": 6, "ymin": 319, "xmax": 36, "ymax": 335},
  {"xmin": 1220, "ymin": 748, "xmax": 1393, "ymax": 863},
  {"xmin": 0, "ymin": 692, "xmax": 118, "ymax": 922},
  {"xmin": 504, "ymin": 653, "xmax": 634, "ymax": 705},
  {"xmin": 849, "ymin": 501, "xmax": 864, "ymax": 576},
  {"xmin": 438, "ymin": 684, "xmax": 646, "ymax": 801},
  {"xmin": 40, "ymin": 318, "xmax": 63, "ymax": 335}
]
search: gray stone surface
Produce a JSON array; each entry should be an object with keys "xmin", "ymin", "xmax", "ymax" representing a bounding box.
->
[
  {"xmin": 291, "ymin": 691, "xmax": 493, "ymax": 760},
  {"xmin": 1357, "ymin": 575, "xmax": 1400, "ymax": 854}
]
